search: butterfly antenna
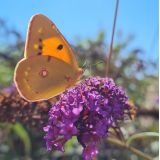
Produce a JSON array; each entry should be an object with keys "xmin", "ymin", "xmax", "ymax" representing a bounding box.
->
[
  {"xmin": 106, "ymin": 0, "xmax": 119, "ymax": 75},
  {"xmin": 83, "ymin": 60, "xmax": 105, "ymax": 69},
  {"xmin": 81, "ymin": 60, "xmax": 88, "ymax": 68},
  {"xmin": 80, "ymin": 60, "xmax": 88, "ymax": 74}
]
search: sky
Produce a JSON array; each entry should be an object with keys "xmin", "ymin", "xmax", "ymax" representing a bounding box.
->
[{"xmin": 0, "ymin": 0, "xmax": 158, "ymax": 61}]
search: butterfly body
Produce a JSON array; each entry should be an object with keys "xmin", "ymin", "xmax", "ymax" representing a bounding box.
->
[{"xmin": 14, "ymin": 14, "xmax": 82, "ymax": 102}]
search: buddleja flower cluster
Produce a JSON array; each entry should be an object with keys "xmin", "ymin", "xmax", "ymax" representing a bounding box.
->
[{"xmin": 44, "ymin": 77, "xmax": 133, "ymax": 160}]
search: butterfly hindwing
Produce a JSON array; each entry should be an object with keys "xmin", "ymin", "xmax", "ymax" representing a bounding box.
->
[{"xmin": 14, "ymin": 55, "xmax": 80, "ymax": 101}]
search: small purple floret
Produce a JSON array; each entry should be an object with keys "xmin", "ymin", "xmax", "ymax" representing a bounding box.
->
[{"xmin": 44, "ymin": 77, "xmax": 131, "ymax": 160}]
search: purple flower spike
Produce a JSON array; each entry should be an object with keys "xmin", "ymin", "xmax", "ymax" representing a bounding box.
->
[
  {"xmin": 82, "ymin": 144, "xmax": 98, "ymax": 160},
  {"xmin": 44, "ymin": 77, "xmax": 133, "ymax": 160}
]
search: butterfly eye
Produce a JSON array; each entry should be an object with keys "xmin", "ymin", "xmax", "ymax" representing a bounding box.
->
[{"xmin": 57, "ymin": 44, "xmax": 63, "ymax": 50}]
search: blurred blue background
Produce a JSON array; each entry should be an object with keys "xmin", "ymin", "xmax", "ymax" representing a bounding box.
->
[{"xmin": 0, "ymin": 0, "xmax": 158, "ymax": 61}]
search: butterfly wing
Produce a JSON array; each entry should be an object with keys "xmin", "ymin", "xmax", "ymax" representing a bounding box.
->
[
  {"xmin": 14, "ymin": 14, "xmax": 83, "ymax": 101},
  {"xmin": 25, "ymin": 14, "xmax": 78, "ymax": 68},
  {"xmin": 14, "ymin": 55, "xmax": 81, "ymax": 102}
]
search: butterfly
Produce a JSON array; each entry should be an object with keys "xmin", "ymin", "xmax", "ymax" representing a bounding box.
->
[{"xmin": 14, "ymin": 14, "xmax": 83, "ymax": 102}]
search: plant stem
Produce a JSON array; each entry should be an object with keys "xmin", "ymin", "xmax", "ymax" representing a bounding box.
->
[
  {"xmin": 126, "ymin": 132, "xmax": 159, "ymax": 146},
  {"xmin": 106, "ymin": 0, "xmax": 119, "ymax": 75},
  {"xmin": 107, "ymin": 137, "xmax": 153, "ymax": 160}
]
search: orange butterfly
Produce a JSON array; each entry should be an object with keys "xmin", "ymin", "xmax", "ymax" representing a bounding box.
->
[{"xmin": 14, "ymin": 14, "xmax": 83, "ymax": 102}]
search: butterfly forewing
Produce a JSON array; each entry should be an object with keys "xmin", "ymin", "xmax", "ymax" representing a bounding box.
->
[{"xmin": 25, "ymin": 14, "xmax": 78, "ymax": 68}]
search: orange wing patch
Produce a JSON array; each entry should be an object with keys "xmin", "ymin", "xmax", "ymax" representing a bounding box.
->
[{"xmin": 42, "ymin": 37, "xmax": 72, "ymax": 64}]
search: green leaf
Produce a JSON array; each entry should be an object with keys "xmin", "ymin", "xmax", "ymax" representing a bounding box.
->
[
  {"xmin": 12, "ymin": 123, "xmax": 31, "ymax": 155},
  {"xmin": 126, "ymin": 132, "xmax": 159, "ymax": 146}
]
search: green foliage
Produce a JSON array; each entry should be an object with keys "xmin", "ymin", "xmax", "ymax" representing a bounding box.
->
[
  {"xmin": 12, "ymin": 123, "xmax": 31, "ymax": 156},
  {"xmin": 0, "ymin": 59, "xmax": 14, "ymax": 86},
  {"xmin": 126, "ymin": 132, "xmax": 159, "ymax": 146}
]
